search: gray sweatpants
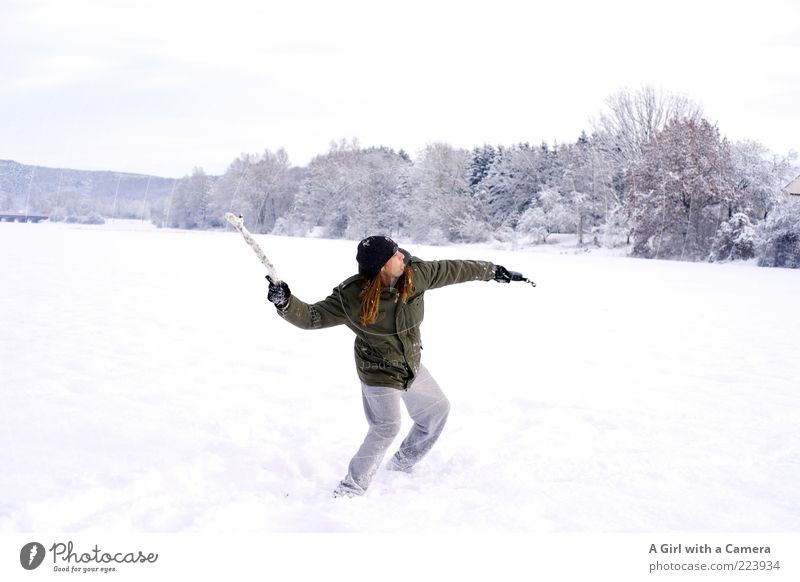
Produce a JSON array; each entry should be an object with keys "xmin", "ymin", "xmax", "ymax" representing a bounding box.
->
[{"xmin": 337, "ymin": 365, "xmax": 450, "ymax": 496}]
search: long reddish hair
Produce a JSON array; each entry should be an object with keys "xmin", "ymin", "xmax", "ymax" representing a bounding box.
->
[{"xmin": 359, "ymin": 266, "xmax": 414, "ymax": 326}]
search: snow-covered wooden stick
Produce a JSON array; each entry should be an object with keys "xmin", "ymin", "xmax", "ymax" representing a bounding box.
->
[{"xmin": 224, "ymin": 213, "xmax": 281, "ymax": 282}]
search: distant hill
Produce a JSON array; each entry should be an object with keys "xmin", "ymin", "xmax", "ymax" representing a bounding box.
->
[{"xmin": 0, "ymin": 159, "xmax": 178, "ymax": 218}]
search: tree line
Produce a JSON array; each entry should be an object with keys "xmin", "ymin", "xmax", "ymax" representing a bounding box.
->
[{"xmin": 150, "ymin": 86, "xmax": 799, "ymax": 268}]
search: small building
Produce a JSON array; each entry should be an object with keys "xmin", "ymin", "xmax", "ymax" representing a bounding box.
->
[{"xmin": 785, "ymin": 175, "xmax": 800, "ymax": 197}]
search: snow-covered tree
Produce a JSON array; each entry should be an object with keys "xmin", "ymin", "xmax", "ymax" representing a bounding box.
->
[
  {"xmin": 407, "ymin": 143, "xmax": 484, "ymax": 243},
  {"xmin": 709, "ymin": 212, "xmax": 756, "ymax": 262},
  {"xmin": 557, "ymin": 135, "xmax": 618, "ymax": 245},
  {"xmin": 469, "ymin": 144, "xmax": 498, "ymax": 189},
  {"xmin": 292, "ymin": 140, "xmax": 360, "ymax": 238},
  {"xmin": 477, "ymin": 143, "xmax": 559, "ymax": 231},
  {"xmin": 48, "ymin": 189, "xmax": 88, "ymax": 223},
  {"xmin": 591, "ymin": 85, "xmax": 704, "ymax": 244},
  {"xmin": 592, "ymin": 85, "xmax": 704, "ymax": 168},
  {"xmin": 169, "ymin": 167, "xmax": 211, "ymax": 229},
  {"xmin": 287, "ymin": 140, "xmax": 411, "ymax": 239},
  {"xmin": 206, "ymin": 150, "xmax": 300, "ymax": 233},
  {"xmin": 344, "ymin": 146, "xmax": 412, "ymax": 240},
  {"xmin": 627, "ymin": 118, "xmax": 734, "ymax": 260},
  {"xmin": 517, "ymin": 188, "xmax": 573, "ymax": 243},
  {"xmin": 0, "ymin": 191, "xmax": 13, "ymax": 211},
  {"xmin": 729, "ymin": 140, "xmax": 797, "ymax": 221},
  {"xmin": 757, "ymin": 198, "xmax": 800, "ymax": 268},
  {"xmin": 209, "ymin": 155, "xmax": 252, "ymax": 225},
  {"xmin": 237, "ymin": 149, "xmax": 294, "ymax": 233}
]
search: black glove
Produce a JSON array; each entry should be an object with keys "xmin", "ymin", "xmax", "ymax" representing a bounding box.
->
[
  {"xmin": 266, "ymin": 276, "xmax": 291, "ymax": 309},
  {"xmin": 493, "ymin": 265, "xmax": 523, "ymax": 283}
]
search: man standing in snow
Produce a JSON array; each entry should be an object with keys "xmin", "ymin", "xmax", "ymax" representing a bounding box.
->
[{"xmin": 266, "ymin": 235, "xmax": 522, "ymax": 498}]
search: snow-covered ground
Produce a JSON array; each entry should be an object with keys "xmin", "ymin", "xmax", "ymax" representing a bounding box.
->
[{"xmin": 1, "ymin": 219, "xmax": 798, "ymax": 533}]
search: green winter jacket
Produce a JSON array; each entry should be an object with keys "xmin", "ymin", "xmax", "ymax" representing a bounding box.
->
[{"xmin": 275, "ymin": 257, "xmax": 496, "ymax": 389}]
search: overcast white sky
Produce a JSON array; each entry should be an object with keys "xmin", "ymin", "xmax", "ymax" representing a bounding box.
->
[{"xmin": 1, "ymin": 0, "xmax": 798, "ymax": 177}]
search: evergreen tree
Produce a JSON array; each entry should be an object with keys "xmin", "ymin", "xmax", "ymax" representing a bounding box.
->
[
  {"xmin": 469, "ymin": 144, "xmax": 497, "ymax": 189},
  {"xmin": 478, "ymin": 143, "xmax": 553, "ymax": 230},
  {"xmin": 709, "ymin": 212, "xmax": 756, "ymax": 262}
]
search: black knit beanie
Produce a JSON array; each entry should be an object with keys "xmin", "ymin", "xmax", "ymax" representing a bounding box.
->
[{"xmin": 356, "ymin": 235, "xmax": 399, "ymax": 278}]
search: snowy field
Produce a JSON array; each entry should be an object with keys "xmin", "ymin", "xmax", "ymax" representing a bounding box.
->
[{"xmin": 1, "ymin": 219, "xmax": 799, "ymax": 534}]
